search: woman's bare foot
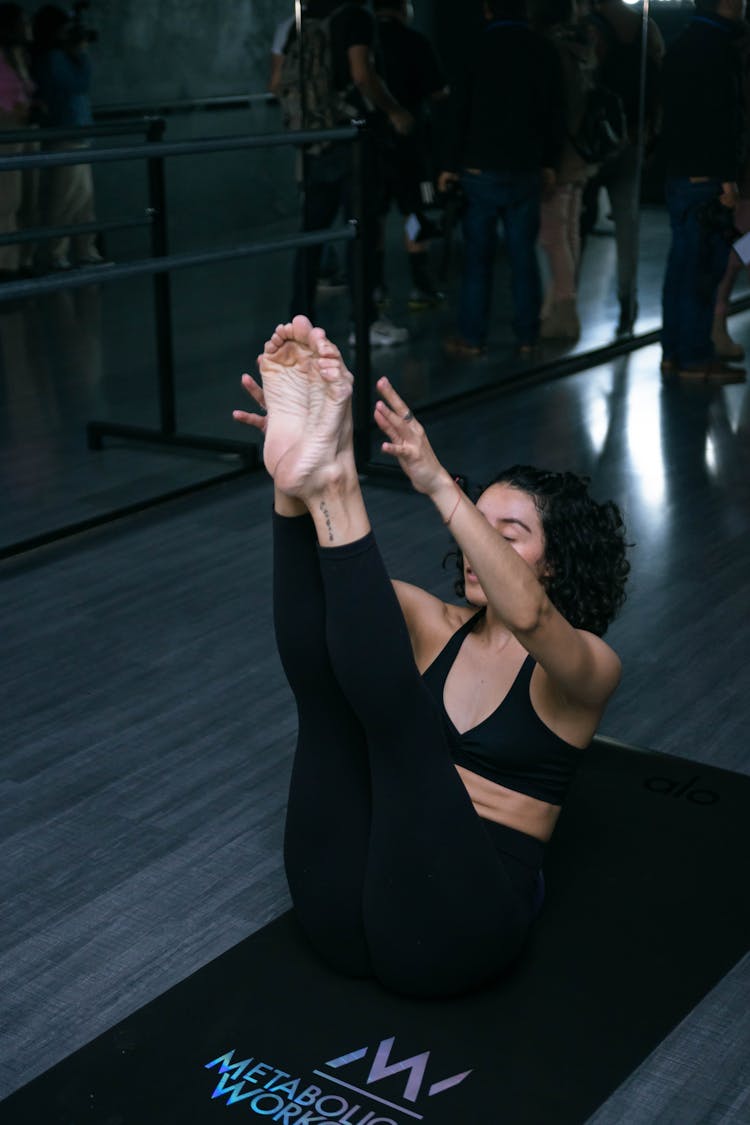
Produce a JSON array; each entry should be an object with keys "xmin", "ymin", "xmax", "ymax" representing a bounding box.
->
[{"xmin": 258, "ymin": 315, "xmax": 354, "ymax": 497}]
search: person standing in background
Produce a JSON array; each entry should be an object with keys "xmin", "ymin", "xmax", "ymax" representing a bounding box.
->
[
  {"xmin": 0, "ymin": 3, "xmax": 34, "ymax": 281},
  {"xmin": 268, "ymin": 9, "xmax": 297, "ymax": 97},
  {"xmin": 31, "ymin": 3, "xmax": 109, "ymax": 271},
  {"xmin": 372, "ymin": 0, "xmax": 449, "ymax": 310},
  {"xmin": 284, "ymin": 0, "xmax": 414, "ymax": 346},
  {"xmin": 533, "ymin": 0, "xmax": 598, "ymax": 343},
  {"xmin": 586, "ymin": 0, "xmax": 663, "ymax": 336},
  {"xmin": 660, "ymin": 0, "xmax": 746, "ymax": 384},
  {"xmin": 711, "ymin": 17, "xmax": 750, "ymax": 362},
  {"xmin": 439, "ymin": 0, "xmax": 565, "ymax": 359}
]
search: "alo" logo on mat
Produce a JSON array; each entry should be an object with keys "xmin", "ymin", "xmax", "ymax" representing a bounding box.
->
[
  {"xmin": 643, "ymin": 774, "xmax": 719, "ymax": 805},
  {"xmin": 323, "ymin": 1036, "xmax": 472, "ymax": 1104}
]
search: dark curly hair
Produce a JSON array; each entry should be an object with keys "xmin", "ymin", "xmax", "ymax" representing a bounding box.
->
[{"xmin": 447, "ymin": 466, "xmax": 630, "ymax": 636}]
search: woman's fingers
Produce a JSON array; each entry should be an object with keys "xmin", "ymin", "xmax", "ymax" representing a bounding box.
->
[
  {"xmin": 241, "ymin": 371, "xmax": 266, "ymax": 410},
  {"xmin": 232, "ymin": 410, "xmax": 266, "ymax": 432},
  {"xmin": 374, "ymin": 400, "xmax": 407, "ymax": 442},
  {"xmin": 374, "ymin": 403, "xmax": 414, "ymax": 459},
  {"xmin": 376, "ymin": 376, "xmax": 414, "ymax": 423},
  {"xmin": 234, "ymin": 373, "xmax": 267, "ymax": 430}
]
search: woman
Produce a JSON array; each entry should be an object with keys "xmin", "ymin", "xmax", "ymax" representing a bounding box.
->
[
  {"xmin": 31, "ymin": 4, "xmax": 106, "ymax": 270},
  {"xmin": 0, "ymin": 2, "xmax": 34, "ymax": 279},
  {"xmin": 234, "ymin": 316, "xmax": 629, "ymax": 998},
  {"xmin": 534, "ymin": 0, "xmax": 598, "ymax": 342}
]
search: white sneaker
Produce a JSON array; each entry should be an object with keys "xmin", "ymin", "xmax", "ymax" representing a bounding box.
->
[
  {"xmin": 348, "ymin": 318, "xmax": 409, "ymax": 347},
  {"xmin": 370, "ymin": 318, "xmax": 409, "ymax": 346},
  {"xmin": 375, "ymin": 318, "xmax": 410, "ymax": 346}
]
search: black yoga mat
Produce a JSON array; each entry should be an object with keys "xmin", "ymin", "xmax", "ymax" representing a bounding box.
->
[{"xmin": 3, "ymin": 739, "xmax": 749, "ymax": 1125}]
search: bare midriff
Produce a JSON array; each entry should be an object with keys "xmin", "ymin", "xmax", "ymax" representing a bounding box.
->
[{"xmin": 456, "ymin": 765, "xmax": 562, "ymax": 843}]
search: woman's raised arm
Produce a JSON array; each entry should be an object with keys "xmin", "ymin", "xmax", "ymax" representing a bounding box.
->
[{"xmin": 374, "ymin": 378, "xmax": 622, "ymax": 712}]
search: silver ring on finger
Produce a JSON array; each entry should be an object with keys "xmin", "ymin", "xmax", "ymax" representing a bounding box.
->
[{"xmin": 403, "ymin": 410, "xmax": 414, "ymax": 422}]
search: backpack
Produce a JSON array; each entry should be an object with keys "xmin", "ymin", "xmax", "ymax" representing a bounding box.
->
[
  {"xmin": 571, "ymin": 82, "xmax": 628, "ymax": 165},
  {"xmin": 278, "ymin": 7, "xmax": 359, "ymax": 154}
]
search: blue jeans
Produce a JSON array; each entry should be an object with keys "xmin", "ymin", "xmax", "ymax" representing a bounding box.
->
[
  {"xmin": 662, "ymin": 177, "xmax": 732, "ymax": 366},
  {"xmin": 458, "ymin": 169, "xmax": 542, "ymax": 347}
]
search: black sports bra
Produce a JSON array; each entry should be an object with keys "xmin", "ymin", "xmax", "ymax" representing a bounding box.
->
[{"xmin": 421, "ymin": 610, "xmax": 585, "ymax": 805}]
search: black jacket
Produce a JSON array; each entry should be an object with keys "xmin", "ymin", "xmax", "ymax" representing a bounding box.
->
[
  {"xmin": 445, "ymin": 19, "xmax": 565, "ymax": 174},
  {"xmin": 661, "ymin": 15, "xmax": 744, "ymax": 181}
]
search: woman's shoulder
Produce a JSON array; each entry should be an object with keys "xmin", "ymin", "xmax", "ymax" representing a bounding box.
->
[
  {"xmin": 392, "ymin": 580, "xmax": 469, "ymax": 628},
  {"xmin": 392, "ymin": 582, "xmax": 474, "ymax": 661}
]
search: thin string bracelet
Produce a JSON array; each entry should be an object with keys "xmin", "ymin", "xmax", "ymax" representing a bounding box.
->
[{"xmin": 443, "ymin": 479, "xmax": 463, "ymax": 527}]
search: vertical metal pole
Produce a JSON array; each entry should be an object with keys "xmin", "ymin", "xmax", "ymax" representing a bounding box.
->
[
  {"xmin": 146, "ymin": 150, "xmax": 177, "ymax": 436},
  {"xmin": 295, "ymin": 0, "xmax": 310, "ymax": 307},
  {"xmin": 630, "ymin": 0, "xmax": 652, "ymax": 304},
  {"xmin": 350, "ymin": 122, "xmax": 371, "ymax": 470}
]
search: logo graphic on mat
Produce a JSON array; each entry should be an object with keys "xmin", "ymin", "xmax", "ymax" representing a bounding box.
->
[
  {"xmin": 323, "ymin": 1037, "xmax": 471, "ymax": 1103},
  {"xmin": 205, "ymin": 1039, "xmax": 472, "ymax": 1122},
  {"xmin": 643, "ymin": 774, "xmax": 719, "ymax": 805}
]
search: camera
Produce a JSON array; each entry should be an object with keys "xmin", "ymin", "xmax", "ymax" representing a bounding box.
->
[{"xmin": 64, "ymin": 1, "xmax": 98, "ymax": 45}]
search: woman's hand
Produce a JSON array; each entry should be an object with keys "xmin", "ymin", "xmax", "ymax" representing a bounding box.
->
[
  {"xmin": 374, "ymin": 377, "xmax": 450, "ymax": 496},
  {"xmin": 232, "ymin": 370, "xmax": 267, "ymax": 432}
]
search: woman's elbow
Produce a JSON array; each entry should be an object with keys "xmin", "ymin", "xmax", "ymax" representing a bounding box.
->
[{"xmin": 510, "ymin": 590, "xmax": 551, "ymax": 637}]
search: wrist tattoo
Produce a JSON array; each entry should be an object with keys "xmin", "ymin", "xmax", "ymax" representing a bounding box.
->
[{"xmin": 319, "ymin": 500, "xmax": 334, "ymax": 543}]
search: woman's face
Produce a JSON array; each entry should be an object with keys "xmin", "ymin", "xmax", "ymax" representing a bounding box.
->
[{"xmin": 463, "ymin": 483, "xmax": 549, "ymax": 600}]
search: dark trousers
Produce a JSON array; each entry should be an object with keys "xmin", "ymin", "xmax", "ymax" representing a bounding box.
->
[
  {"xmin": 662, "ymin": 177, "xmax": 732, "ymax": 366},
  {"xmin": 458, "ymin": 169, "xmax": 542, "ymax": 347},
  {"xmin": 274, "ymin": 511, "xmax": 544, "ymax": 998},
  {"xmin": 290, "ymin": 143, "xmax": 378, "ymax": 325}
]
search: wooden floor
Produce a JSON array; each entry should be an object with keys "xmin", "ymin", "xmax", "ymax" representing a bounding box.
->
[{"xmin": 1, "ymin": 200, "xmax": 750, "ymax": 1121}]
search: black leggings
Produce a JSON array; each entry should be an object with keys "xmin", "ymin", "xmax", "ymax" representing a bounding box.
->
[{"xmin": 274, "ymin": 511, "xmax": 544, "ymax": 998}]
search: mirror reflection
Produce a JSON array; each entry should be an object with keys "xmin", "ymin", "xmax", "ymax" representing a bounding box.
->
[{"xmin": 0, "ymin": 0, "xmax": 747, "ymax": 552}]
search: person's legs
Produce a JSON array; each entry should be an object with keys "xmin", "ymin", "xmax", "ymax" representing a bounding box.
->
[
  {"xmin": 502, "ymin": 172, "xmax": 543, "ymax": 347},
  {"xmin": 603, "ymin": 146, "xmax": 640, "ymax": 311},
  {"xmin": 291, "ymin": 148, "xmax": 347, "ymax": 320},
  {"xmin": 0, "ymin": 161, "xmax": 22, "ymax": 273},
  {"xmin": 258, "ymin": 318, "xmax": 539, "ymax": 997},
  {"xmin": 663, "ymin": 178, "xmax": 730, "ymax": 368},
  {"xmin": 539, "ymin": 183, "xmax": 576, "ymax": 304},
  {"xmin": 712, "ymin": 197, "xmax": 750, "ymax": 358},
  {"xmin": 18, "ymin": 137, "xmax": 40, "ymax": 272},
  {"xmin": 457, "ymin": 171, "xmax": 500, "ymax": 348},
  {"xmin": 538, "ymin": 182, "xmax": 580, "ymax": 340},
  {"xmin": 273, "ymin": 501, "xmax": 374, "ymax": 978},
  {"xmin": 42, "ymin": 153, "xmax": 77, "ymax": 267},
  {"xmin": 70, "ymin": 163, "xmax": 101, "ymax": 262}
]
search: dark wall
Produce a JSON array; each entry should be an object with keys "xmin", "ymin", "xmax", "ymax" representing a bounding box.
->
[
  {"xmin": 62, "ymin": 0, "xmax": 456, "ymax": 109},
  {"xmin": 47, "ymin": 0, "xmax": 287, "ymax": 106}
]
